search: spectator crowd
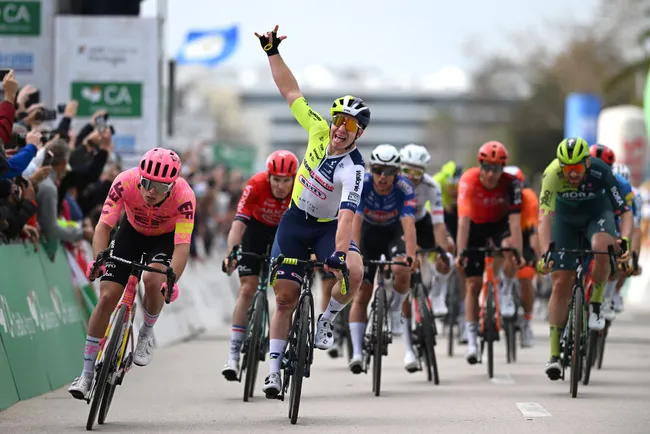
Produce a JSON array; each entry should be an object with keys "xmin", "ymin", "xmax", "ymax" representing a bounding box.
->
[{"xmin": 0, "ymin": 69, "xmax": 121, "ymax": 259}]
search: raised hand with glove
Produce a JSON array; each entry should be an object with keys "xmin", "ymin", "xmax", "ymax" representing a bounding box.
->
[{"xmin": 254, "ymin": 25, "xmax": 286, "ymax": 56}]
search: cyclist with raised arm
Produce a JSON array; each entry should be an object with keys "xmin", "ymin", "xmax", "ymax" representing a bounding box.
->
[
  {"xmin": 68, "ymin": 148, "xmax": 196, "ymax": 399},
  {"xmin": 502, "ymin": 166, "xmax": 540, "ymax": 348},
  {"xmin": 347, "ymin": 144, "xmax": 417, "ymax": 373},
  {"xmin": 398, "ymin": 143, "xmax": 453, "ymax": 371},
  {"xmin": 254, "ymin": 25, "xmax": 368, "ymax": 398},
  {"xmin": 536, "ymin": 138, "xmax": 632, "ymax": 380},
  {"xmin": 455, "ymin": 141, "xmax": 523, "ymax": 365},
  {"xmin": 220, "ymin": 150, "xmax": 298, "ymax": 381}
]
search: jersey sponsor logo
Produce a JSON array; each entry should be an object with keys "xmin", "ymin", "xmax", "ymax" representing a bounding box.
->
[
  {"xmin": 308, "ymin": 109, "xmax": 322, "ymax": 122},
  {"xmin": 405, "ymin": 199, "xmax": 417, "ymax": 207},
  {"xmin": 559, "ymin": 191, "xmax": 596, "ymax": 200},
  {"xmin": 397, "ymin": 178, "xmax": 413, "ymax": 194},
  {"xmin": 237, "ymin": 185, "xmax": 252, "ymax": 214},
  {"xmin": 299, "ymin": 175, "xmax": 327, "ymax": 200},
  {"xmin": 108, "ymin": 181, "xmax": 124, "ymax": 202},
  {"xmin": 591, "ymin": 169, "xmax": 602, "ymax": 177},
  {"xmin": 540, "ymin": 190, "xmax": 552, "ymax": 206},
  {"xmin": 303, "ymin": 160, "xmax": 335, "ymax": 191},
  {"xmin": 178, "ymin": 200, "xmax": 194, "ymax": 220},
  {"xmin": 354, "ymin": 169, "xmax": 362, "ymax": 192},
  {"xmin": 610, "ymin": 186, "xmax": 625, "ymax": 207},
  {"xmin": 363, "ymin": 208, "xmax": 398, "ymax": 223},
  {"xmin": 347, "ymin": 192, "xmax": 360, "ymax": 203}
]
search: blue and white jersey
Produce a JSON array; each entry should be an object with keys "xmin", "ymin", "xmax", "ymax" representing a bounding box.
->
[
  {"xmin": 632, "ymin": 186, "xmax": 643, "ymax": 228},
  {"xmin": 356, "ymin": 173, "xmax": 416, "ymax": 226}
]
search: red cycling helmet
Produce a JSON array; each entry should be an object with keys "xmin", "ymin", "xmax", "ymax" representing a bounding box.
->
[
  {"xmin": 266, "ymin": 150, "xmax": 299, "ymax": 177},
  {"xmin": 589, "ymin": 144, "xmax": 615, "ymax": 166},
  {"xmin": 478, "ymin": 141, "xmax": 508, "ymax": 165},
  {"xmin": 139, "ymin": 148, "xmax": 181, "ymax": 183}
]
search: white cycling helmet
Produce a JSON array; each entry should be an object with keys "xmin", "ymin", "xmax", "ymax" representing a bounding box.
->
[
  {"xmin": 370, "ymin": 144, "xmax": 401, "ymax": 167},
  {"xmin": 399, "ymin": 144, "xmax": 431, "ymax": 168},
  {"xmin": 612, "ymin": 163, "xmax": 630, "ymax": 181}
]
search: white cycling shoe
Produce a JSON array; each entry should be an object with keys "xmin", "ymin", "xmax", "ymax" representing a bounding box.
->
[
  {"xmin": 133, "ymin": 332, "xmax": 155, "ymax": 366},
  {"xmin": 221, "ymin": 359, "xmax": 240, "ymax": 382},
  {"xmin": 262, "ymin": 372, "xmax": 282, "ymax": 398},
  {"xmin": 404, "ymin": 350, "xmax": 419, "ymax": 373},
  {"xmin": 390, "ymin": 310, "xmax": 404, "ymax": 336},
  {"xmin": 588, "ymin": 304, "xmax": 606, "ymax": 331},
  {"xmin": 68, "ymin": 375, "xmax": 93, "ymax": 400},
  {"xmin": 348, "ymin": 354, "xmax": 364, "ymax": 374},
  {"xmin": 314, "ymin": 314, "xmax": 334, "ymax": 350}
]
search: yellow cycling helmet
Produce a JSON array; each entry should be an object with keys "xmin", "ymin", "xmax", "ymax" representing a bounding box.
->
[
  {"xmin": 557, "ymin": 137, "xmax": 590, "ymax": 165},
  {"xmin": 330, "ymin": 95, "xmax": 371, "ymax": 129}
]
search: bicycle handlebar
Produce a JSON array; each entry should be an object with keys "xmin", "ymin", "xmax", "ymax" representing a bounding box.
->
[
  {"xmin": 363, "ymin": 258, "xmax": 410, "ymax": 267},
  {"xmin": 417, "ymin": 246, "xmax": 450, "ymax": 267},
  {"xmin": 91, "ymin": 249, "xmax": 177, "ymax": 304},
  {"xmin": 272, "ymin": 254, "xmax": 350, "ymax": 296},
  {"xmin": 460, "ymin": 246, "xmax": 521, "ymax": 264},
  {"xmin": 221, "ymin": 244, "xmax": 271, "ymax": 273},
  {"xmin": 543, "ymin": 241, "xmax": 617, "ymax": 273}
]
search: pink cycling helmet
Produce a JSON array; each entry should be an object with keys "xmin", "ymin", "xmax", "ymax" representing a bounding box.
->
[{"xmin": 139, "ymin": 148, "xmax": 181, "ymax": 183}]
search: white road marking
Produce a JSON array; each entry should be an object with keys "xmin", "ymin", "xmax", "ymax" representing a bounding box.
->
[
  {"xmin": 516, "ymin": 402, "xmax": 552, "ymax": 418},
  {"xmin": 491, "ymin": 373, "xmax": 515, "ymax": 384}
]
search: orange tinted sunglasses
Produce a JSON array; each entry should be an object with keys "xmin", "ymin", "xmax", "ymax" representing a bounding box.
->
[
  {"xmin": 332, "ymin": 115, "xmax": 360, "ymax": 132},
  {"xmin": 560, "ymin": 162, "xmax": 586, "ymax": 176}
]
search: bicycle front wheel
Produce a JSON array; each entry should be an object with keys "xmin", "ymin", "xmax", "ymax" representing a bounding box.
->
[
  {"xmin": 418, "ymin": 289, "xmax": 439, "ymax": 384},
  {"xmin": 243, "ymin": 291, "xmax": 265, "ymax": 402},
  {"xmin": 288, "ymin": 296, "xmax": 311, "ymax": 425},
  {"xmin": 87, "ymin": 304, "xmax": 128, "ymax": 431},
  {"xmin": 373, "ymin": 287, "xmax": 387, "ymax": 397},
  {"xmin": 570, "ymin": 287, "xmax": 584, "ymax": 398},
  {"xmin": 485, "ymin": 283, "xmax": 495, "ymax": 379}
]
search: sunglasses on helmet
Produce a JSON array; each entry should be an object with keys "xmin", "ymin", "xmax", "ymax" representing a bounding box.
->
[
  {"xmin": 140, "ymin": 176, "xmax": 173, "ymax": 194},
  {"xmin": 331, "ymin": 115, "xmax": 360, "ymax": 133}
]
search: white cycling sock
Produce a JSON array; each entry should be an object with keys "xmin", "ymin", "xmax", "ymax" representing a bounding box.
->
[
  {"xmin": 229, "ymin": 325, "xmax": 246, "ymax": 361},
  {"xmin": 466, "ymin": 321, "xmax": 478, "ymax": 348},
  {"xmin": 349, "ymin": 322, "xmax": 366, "ymax": 358},
  {"xmin": 268, "ymin": 339, "xmax": 287, "ymax": 375},
  {"xmin": 82, "ymin": 335, "xmax": 101, "ymax": 377},
  {"xmin": 321, "ymin": 297, "xmax": 346, "ymax": 322},
  {"xmin": 604, "ymin": 280, "xmax": 617, "ymax": 299},
  {"xmin": 402, "ymin": 319, "xmax": 414, "ymax": 352},
  {"xmin": 390, "ymin": 288, "xmax": 409, "ymax": 311}
]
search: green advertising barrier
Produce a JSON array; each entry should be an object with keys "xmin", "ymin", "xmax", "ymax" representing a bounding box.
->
[
  {"xmin": 0, "ymin": 335, "xmax": 19, "ymax": 410},
  {"xmin": 0, "ymin": 244, "xmax": 87, "ymax": 410}
]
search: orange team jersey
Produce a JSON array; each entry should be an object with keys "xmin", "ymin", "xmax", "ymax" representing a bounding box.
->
[
  {"xmin": 100, "ymin": 168, "xmax": 196, "ymax": 245},
  {"xmin": 235, "ymin": 171, "xmax": 291, "ymax": 227},
  {"xmin": 457, "ymin": 167, "xmax": 522, "ymax": 224},
  {"xmin": 520, "ymin": 187, "xmax": 538, "ymax": 232}
]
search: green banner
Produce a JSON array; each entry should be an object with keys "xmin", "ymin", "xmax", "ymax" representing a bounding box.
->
[
  {"xmin": 213, "ymin": 142, "xmax": 257, "ymax": 176},
  {"xmin": 0, "ymin": 244, "xmax": 87, "ymax": 408},
  {"xmin": 0, "ymin": 335, "xmax": 19, "ymax": 410},
  {"xmin": 0, "ymin": 1, "xmax": 41, "ymax": 36},
  {"xmin": 71, "ymin": 81, "xmax": 143, "ymax": 118}
]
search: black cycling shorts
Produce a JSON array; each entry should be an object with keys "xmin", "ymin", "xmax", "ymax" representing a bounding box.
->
[
  {"xmin": 415, "ymin": 214, "xmax": 435, "ymax": 250},
  {"xmin": 359, "ymin": 221, "xmax": 405, "ymax": 283},
  {"xmin": 464, "ymin": 217, "xmax": 511, "ymax": 278},
  {"xmin": 101, "ymin": 216, "xmax": 174, "ymax": 287},
  {"xmin": 238, "ymin": 217, "xmax": 277, "ymax": 277},
  {"xmin": 444, "ymin": 207, "xmax": 458, "ymax": 242}
]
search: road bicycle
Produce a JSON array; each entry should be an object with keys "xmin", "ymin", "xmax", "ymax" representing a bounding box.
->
[{"xmin": 84, "ymin": 249, "xmax": 175, "ymax": 430}]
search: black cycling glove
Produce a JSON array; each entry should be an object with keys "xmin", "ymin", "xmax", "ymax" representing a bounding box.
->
[{"xmin": 256, "ymin": 25, "xmax": 283, "ymax": 56}]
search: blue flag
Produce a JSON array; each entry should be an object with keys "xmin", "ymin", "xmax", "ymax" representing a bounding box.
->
[{"xmin": 175, "ymin": 25, "xmax": 239, "ymax": 67}]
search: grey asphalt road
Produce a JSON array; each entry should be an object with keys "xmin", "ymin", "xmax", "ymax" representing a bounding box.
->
[{"xmin": 2, "ymin": 307, "xmax": 650, "ymax": 434}]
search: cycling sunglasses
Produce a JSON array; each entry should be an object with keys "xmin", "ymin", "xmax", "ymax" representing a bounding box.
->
[
  {"xmin": 401, "ymin": 166, "xmax": 424, "ymax": 178},
  {"xmin": 559, "ymin": 161, "xmax": 587, "ymax": 176},
  {"xmin": 479, "ymin": 162, "xmax": 503, "ymax": 173},
  {"xmin": 140, "ymin": 176, "xmax": 173, "ymax": 194},
  {"xmin": 331, "ymin": 115, "xmax": 360, "ymax": 133},
  {"xmin": 371, "ymin": 165, "xmax": 399, "ymax": 176}
]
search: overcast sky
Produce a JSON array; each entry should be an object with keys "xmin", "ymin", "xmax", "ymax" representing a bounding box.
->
[{"xmin": 141, "ymin": 0, "xmax": 601, "ymax": 75}]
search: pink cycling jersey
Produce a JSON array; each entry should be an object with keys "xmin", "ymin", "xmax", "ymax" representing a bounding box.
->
[{"xmin": 100, "ymin": 168, "xmax": 196, "ymax": 244}]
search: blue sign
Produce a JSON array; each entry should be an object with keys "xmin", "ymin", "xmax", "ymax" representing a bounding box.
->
[
  {"xmin": 564, "ymin": 93, "xmax": 601, "ymax": 145},
  {"xmin": 0, "ymin": 52, "xmax": 33, "ymax": 73},
  {"xmin": 112, "ymin": 134, "xmax": 136, "ymax": 155},
  {"xmin": 175, "ymin": 25, "xmax": 239, "ymax": 67}
]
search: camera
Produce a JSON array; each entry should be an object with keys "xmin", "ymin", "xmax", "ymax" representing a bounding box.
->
[{"xmin": 35, "ymin": 108, "xmax": 57, "ymax": 122}]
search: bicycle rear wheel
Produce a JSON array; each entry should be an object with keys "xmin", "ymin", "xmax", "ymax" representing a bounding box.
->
[
  {"xmin": 288, "ymin": 296, "xmax": 311, "ymax": 425},
  {"xmin": 87, "ymin": 304, "xmax": 128, "ymax": 431},
  {"xmin": 505, "ymin": 320, "xmax": 516, "ymax": 364},
  {"xmin": 485, "ymin": 283, "xmax": 495, "ymax": 379},
  {"xmin": 243, "ymin": 292, "xmax": 265, "ymax": 402},
  {"xmin": 596, "ymin": 320, "xmax": 609, "ymax": 370},
  {"xmin": 583, "ymin": 329, "xmax": 598, "ymax": 385},
  {"xmin": 446, "ymin": 275, "xmax": 458, "ymax": 357},
  {"xmin": 570, "ymin": 287, "xmax": 583, "ymax": 398},
  {"xmin": 373, "ymin": 287, "xmax": 387, "ymax": 397},
  {"xmin": 417, "ymin": 289, "xmax": 439, "ymax": 384}
]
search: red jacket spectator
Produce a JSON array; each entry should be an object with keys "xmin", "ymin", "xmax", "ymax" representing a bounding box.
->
[{"xmin": 0, "ymin": 100, "xmax": 15, "ymax": 145}]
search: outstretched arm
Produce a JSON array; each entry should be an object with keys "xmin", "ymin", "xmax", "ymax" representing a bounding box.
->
[{"xmin": 256, "ymin": 25, "xmax": 302, "ymax": 106}]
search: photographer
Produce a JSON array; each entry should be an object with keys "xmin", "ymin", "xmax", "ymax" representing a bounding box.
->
[
  {"xmin": 0, "ymin": 177, "xmax": 37, "ymax": 241},
  {"xmin": 36, "ymin": 139, "xmax": 93, "ymax": 243}
]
